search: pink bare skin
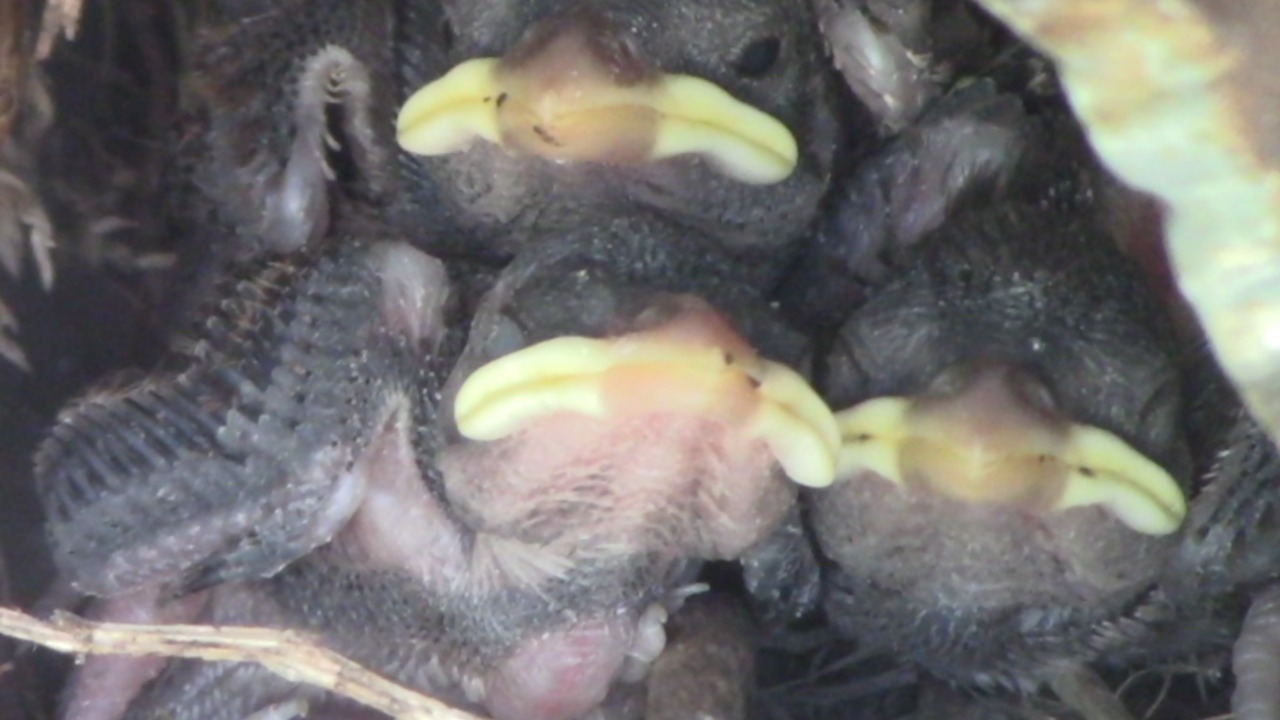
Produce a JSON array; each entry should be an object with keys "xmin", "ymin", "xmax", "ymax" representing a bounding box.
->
[{"xmin": 58, "ymin": 588, "xmax": 211, "ymax": 720}]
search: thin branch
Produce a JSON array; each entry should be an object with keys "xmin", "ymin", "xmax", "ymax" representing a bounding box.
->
[{"xmin": 0, "ymin": 606, "xmax": 485, "ymax": 720}]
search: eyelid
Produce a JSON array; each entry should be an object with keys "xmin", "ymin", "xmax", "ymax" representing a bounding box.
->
[{"xmin": 734, "ymin": 35, "xmax": 783, "ymax": 78}]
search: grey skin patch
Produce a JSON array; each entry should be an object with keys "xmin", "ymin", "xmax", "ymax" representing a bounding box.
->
[
  {"xmin": 781, "ymin": 80, "xmax": 1045, "ymax": 332},
  {"xmin": 369, "ymin": 241, "xmax": 450, "ymax": 352}
]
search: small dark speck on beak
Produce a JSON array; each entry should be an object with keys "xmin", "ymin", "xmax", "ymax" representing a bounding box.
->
[{"xmin": 533, "ymin": 125, "xmax": 562, "ymax": 146}]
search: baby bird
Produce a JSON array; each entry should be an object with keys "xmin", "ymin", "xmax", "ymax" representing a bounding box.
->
[
  {"xmin": 38, "ymin": 211, "xmax": 838, "ymax": 720},
  {"xmin": 176, "ymin": 0, "xmax": 841, "ymax": 274},
  {"xmin": 788, "ymin": 84, "xmax": 1219, "ymax": 703}
]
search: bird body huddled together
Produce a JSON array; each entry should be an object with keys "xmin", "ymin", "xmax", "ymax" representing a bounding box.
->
[{"xmin": 7, "ymin": 2, "xmax": 1280, "ymax": 720}]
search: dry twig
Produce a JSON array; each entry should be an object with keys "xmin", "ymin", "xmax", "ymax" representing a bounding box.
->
[{"xmin": 0, "ymin": 606, "xmax": 486, "ymax": 720}]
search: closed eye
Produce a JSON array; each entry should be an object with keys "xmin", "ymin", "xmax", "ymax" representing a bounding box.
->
[{"xmin": 735, "ymin": 36, "xmax": 781, "ymax": 78}]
